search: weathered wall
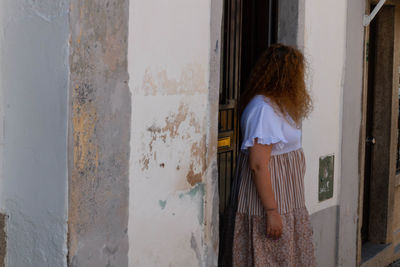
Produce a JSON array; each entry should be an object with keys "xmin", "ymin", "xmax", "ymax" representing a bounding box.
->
[
  {"xmin": 128, "ymin": 0, "xmax": 221, "ymax": 265},
  {"xmin": 0, "ymin": 0, "xmax": 70, "ymax": 266},
  {"xmin": 68, "ymin": 0, "xmax": 131, "ymax": 266}
]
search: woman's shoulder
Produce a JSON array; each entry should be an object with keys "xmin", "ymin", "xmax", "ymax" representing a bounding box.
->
[
  {"xmin": 240, "ymin": 95, "xmax": 289, "ymax": 150},
  {"xmin": 242, "ymin": 95, "xmax": 280, "ymax": 122}
]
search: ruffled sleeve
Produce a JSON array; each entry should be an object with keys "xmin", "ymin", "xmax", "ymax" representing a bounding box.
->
[{"xmin": 240, "ymin": 101, "xmax": 288, "ymax": 151}]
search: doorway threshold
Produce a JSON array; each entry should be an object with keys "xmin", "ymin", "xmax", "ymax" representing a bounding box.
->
[{"xmin": 361, "ymin": 242, "xmax": 392, "ymax": 267}]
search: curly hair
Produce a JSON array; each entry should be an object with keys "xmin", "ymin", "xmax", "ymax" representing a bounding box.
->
[{"xmin": 239, "ymin": 43, "xmax": 312, "ymax": 127}]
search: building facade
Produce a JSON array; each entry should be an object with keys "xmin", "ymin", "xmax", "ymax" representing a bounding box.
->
[{"xmin": 0, "ymin": 0, "xmax": 399, "ymax": 266}]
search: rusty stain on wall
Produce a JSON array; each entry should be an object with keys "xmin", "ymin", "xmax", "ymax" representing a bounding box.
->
[
  {"xmin": 69, "ymin": 84, "xmax": 99, "ymax": 257},
  {"xmin": 72, "ymin": 86, "xmax": 99, "ymax": 174},
  {"xmin": 186, "ymin": 163, "xmax": 202, "ymax": 186}
]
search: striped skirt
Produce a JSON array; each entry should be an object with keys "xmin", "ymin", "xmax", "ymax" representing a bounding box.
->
[{"xmin": 221, "ymin": 148, "xmax": 316, "ymax": 267}]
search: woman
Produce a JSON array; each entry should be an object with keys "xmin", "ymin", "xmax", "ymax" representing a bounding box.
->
[{"xmin": 222, "ymin": 44, "xmax": 316, "ymax": 266}]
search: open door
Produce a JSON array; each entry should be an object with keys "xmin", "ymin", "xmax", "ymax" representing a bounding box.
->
[
  {"xmin": 218, "ymin": 0, "xmax": 278, "ymax": 215},
  {"xmin": 217, "ymin": 0, "xmax": 277, "ymax": 265}
]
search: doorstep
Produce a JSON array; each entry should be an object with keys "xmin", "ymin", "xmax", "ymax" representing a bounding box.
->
[{"xmin": 361, "ymin": 242, "xmax": 393, "ymax": 267}]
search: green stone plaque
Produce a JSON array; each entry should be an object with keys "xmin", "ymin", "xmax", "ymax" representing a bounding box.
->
[{"xmin": 318, "ymin": 154, "xmax": 334, "ymax": 202}]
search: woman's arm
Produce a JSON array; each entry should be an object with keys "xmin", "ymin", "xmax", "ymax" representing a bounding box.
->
[{"xmin": 249, "ymin": 139, "xmax": 283, "ymax": 239}]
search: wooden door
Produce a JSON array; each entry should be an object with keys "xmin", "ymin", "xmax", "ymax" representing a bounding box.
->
[{"xmin": 362, "ymin": 5, "xmax": 396, "ymax": 246}]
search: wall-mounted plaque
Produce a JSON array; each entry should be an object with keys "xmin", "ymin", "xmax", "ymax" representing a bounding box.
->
[{"xmin": 319, "ymin": 154, "xmax": 334, "ymax": 202}]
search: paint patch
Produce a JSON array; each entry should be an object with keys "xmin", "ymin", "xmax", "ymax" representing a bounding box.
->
[
  {"xmin": 140, "ymin": 64, "xmax": 208, "ymax": 96},
  {"xmin": 179, "ymin": 183, "xmax": 205, "ymax": 225},
  {"xmin": 186, "ymin": 136, "xmax": 207, "ymax": 185},
  {"xmin": 139, "ymin": 103, "xmax": 203, "ymax": 173},
  {"xmin": 158, "ymin": 200, "xmax": 167, "ymax": 210}
]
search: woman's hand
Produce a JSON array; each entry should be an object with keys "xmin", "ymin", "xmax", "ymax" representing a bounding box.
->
[{"xmin": 266, "ymin": 209, "xmax": 283, "ymax": 239}]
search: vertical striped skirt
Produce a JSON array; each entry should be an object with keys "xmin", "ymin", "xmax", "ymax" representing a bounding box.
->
[{"xmin": 220, "ymin": 148, "xmax": 316, "ymax": 267}]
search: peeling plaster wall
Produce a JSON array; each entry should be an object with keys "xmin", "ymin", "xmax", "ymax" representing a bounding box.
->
[
  {"xmin": 0, "ymin": 0, "xmax": 70, "ymax": 266},
  {"xmin": 128, "ymin": 0, "xmax": 221, "ymax": 266},
  {"xmin": 68, "ymin": 0, "xmax": 131, "ymax": 266}
]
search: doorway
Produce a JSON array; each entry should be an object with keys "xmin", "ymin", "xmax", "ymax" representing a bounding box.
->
[
  {"xmin": 217, "ymin": 0, "xmax": 277, "ymax": 265},
  {"xmin": 217, "ymin": 0, "xmax": 278, "ymax": 215},
  {"xmin": 361, "ymin": 4, "xmax": 397, "ymax": 261}
]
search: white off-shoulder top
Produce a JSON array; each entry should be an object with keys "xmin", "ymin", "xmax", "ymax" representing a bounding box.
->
[{"xmin": 240, "ymin": 95, "xmax": 302, "ymax": 155}]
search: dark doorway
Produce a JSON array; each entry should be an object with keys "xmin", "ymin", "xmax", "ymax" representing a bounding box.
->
[
  {"xmin": 362, "ymin": 5, "xmax": 395, "ymax": 258},
  {"xmin": 217, "ymin": 0, "xmax": 277, "ymax": 265}
]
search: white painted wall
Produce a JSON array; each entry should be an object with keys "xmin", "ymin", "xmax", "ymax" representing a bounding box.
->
[
  {"xmin": 302, "ymin": 0, "xmax": 348, "ymax": 214},
  {"xmin": 0, "ymin": 1, "xmax": 69, "ymax": 266},
  {"xmin": 128, "ymin": 0, "xmax": 219, "ymax": 266}
]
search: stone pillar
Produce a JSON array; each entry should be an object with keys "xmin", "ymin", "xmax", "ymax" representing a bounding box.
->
[{"xmin": 68, "ymin": 1, "xmax": 131, "ymax": 266}]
